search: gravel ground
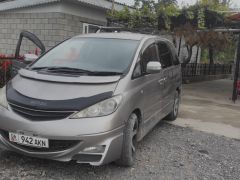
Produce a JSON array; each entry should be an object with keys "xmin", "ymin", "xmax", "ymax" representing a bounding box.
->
[{"xmin": 0, "ymin": 122, "xmax": 239, "ymax": 180}]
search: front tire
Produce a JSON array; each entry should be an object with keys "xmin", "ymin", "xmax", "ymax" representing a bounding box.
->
[
  {"xmin": 116, "ymin": 113, "xmax": 138, "ymax": 167},
  {"xmin": 165, "ymin": 91, "xmax": 180, "ymax": 121}
]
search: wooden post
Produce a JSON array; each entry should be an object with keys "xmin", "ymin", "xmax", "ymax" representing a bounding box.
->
[
  {"xmin": 195, "ymin": 46, "xmax": 199, "ymax": 63},
  {"xmin": 178, "ymin": 36, "xmax": 182, "ymax": 57},
  {"xmin": 232, "ymin": 34, "xmax": 240, "ymax": 102}
]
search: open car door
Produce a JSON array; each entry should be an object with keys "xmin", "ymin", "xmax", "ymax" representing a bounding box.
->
[
  {"xmin": 0, "ymin": 30, "xmax": 45, "ymax": 87},
  {"xmin": 13, "ymin": 30, "xmax": 46, "ymax": 74}
]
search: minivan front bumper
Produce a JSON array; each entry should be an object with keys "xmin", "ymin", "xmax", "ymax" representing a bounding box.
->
[{"xmin": 0, "ymin": 106, "xmax": 124, "ymax": 166}]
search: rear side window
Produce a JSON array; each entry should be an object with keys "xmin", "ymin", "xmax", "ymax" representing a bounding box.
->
[
  {"xmin": 141, "ymin": 44, "xmax": 158, "ymax": 73},
  {"xmin": 157, "ymin": 42, "xmax": 173, "ymax": 68}
]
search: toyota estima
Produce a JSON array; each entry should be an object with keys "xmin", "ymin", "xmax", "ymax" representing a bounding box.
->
[{"xmin": 0, "ymin": 33, "xmax": 181, "ymax": 166}]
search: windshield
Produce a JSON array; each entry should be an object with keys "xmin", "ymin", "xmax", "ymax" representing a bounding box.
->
[{"xmin": 31, "ymin": 38, "xmax": 139, "ymax": 74}]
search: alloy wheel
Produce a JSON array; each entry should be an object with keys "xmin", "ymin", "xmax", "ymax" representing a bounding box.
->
[
  {"xmin": 130, "ymin": 114, "xmax": 138, "ymax": 155},
  {"xmin": 173, "ymin": 93, "xmax": 180, "ymax": 117}
]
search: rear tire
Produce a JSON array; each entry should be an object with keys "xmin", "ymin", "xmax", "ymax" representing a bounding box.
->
[
  {"xmin": 116, "ymin": 113, "xmax": 138, "ymax": 167},
  {"xmin": 165, "ymin": 91, "xmax": 180, "ymax": 121}
]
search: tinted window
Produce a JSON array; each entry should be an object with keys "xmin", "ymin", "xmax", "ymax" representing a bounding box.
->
[
  {"xmin": 31, "ymin": 38, "xmax": 139, "ymax": 73},
  {"xmin": 141, "ymin": 44, "xmax": 158, "ymax": 73},
  {"xmin": 157, "ymin": 42, "xmax": 173, "ymax": 68}
]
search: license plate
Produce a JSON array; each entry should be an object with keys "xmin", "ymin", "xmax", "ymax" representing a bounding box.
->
[{"xmin": 9, "ymin": 132, "xmax": 49, "ymax": 148}]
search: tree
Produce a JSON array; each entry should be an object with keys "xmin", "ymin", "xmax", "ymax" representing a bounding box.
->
[
  {"xmin": 157, "ymin": 0, "xmax": 177, "ymax": 6},
  {"xmin": 107, "ymin": 0, "xmax": 234, "ymax": 65},
  {"xmin": 198, "ymin": 0, "xmax": 231, "ymax": 64},
  {"xmin": 134, "ymin": 0, "xmax": 155, "ymax": 9},
  {"xmin": 107, "ymin": 0, "xmax": 158, "ymax": 29},
  {"xmin": 170, "ymin": 0, "xmax": 232, "ymax": 65}
]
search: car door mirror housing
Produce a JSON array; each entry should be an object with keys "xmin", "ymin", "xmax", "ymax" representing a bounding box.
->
[
  {"xmin": 24, "ymin": 54, "xmax": 38, "ymax": 62},
  {"xmin": 146, "ymin": 61, "xmax": 162, "ymax": 74}
]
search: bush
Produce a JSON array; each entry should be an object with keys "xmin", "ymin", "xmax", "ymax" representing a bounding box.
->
[{"xmin": 0, "ymin": 54, "xmax": 13, "ymax": 88}]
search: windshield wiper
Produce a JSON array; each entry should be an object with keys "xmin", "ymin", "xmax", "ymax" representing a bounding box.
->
[
  {"xmin": 87, "ymin": 71, "xmax": 123, "ymax": 76},
  {"xmin": 31, "ymin": 67, "xmax": 123, "ymax": 76},
  {"xmin": 31, "ymin": 66, "xmax": 91, "ymax": 74}
]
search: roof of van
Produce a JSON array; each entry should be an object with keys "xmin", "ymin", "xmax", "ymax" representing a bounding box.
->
[{"xmin": 74, "ymin": 32, "xmax": 160, "ymax": 41}]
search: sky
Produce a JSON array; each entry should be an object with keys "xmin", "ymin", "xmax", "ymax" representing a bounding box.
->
[{"xmin": 116, "ymin": 0, "xmax": 240, "ymax": 8}]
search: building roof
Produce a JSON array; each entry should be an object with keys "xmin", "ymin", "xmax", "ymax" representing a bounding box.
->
[
  {"xmin": 0, "ymin": 0, "xmax": 59, "ymax": 12},
  {"xmin": 0, "ymin": 0, "xmax": 130, "ymax": 12}
]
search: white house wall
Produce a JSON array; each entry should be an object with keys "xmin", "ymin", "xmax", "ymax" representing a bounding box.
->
[
  {"xmin": 0, "ymin": 1, "xmax": 109, "ymax": 54},
  {"xmin": 60, "ymin": 2, "xmax": 107, "ymax": 24}
]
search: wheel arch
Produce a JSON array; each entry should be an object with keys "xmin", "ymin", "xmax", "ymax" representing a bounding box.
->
[
  {"xmin": 176, "ymin": 86, "xmax": 181, "ymax": 94},
  {"xmin": 132, "ymin": 108, "xmax": 142, "ymax": 126}
]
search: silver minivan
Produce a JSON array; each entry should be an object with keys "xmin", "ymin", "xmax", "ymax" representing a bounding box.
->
[{"xmin": 0, "ymin": 32, "xmax": 181, "ymax": 166}]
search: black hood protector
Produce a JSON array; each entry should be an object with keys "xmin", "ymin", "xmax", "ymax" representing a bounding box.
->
[{"xmin": 6, "ymin": 83, "xmax": 113, "ymax": 111}]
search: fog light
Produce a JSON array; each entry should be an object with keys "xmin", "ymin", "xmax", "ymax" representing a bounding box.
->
[{"xmin": 82, "ymin": 145, "xmax": 105, "ymax": 153}]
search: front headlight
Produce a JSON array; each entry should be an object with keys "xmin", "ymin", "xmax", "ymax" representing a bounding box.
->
[
  {"xmin": 70, "ymin": 95, "xmax": 122, "ymax": 119},
  {"xmin": 0, "ymin": 86, "xmax": 8, "ymax": 109}
]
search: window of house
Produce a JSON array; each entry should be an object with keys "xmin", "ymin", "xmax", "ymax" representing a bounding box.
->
[
  {"xmin": 157, "ymin": 42, "xmax": 173, "ymax": 68},
  {"xmin": 83, "ymin": 23, "xmax": 101, "ymax": 34}
]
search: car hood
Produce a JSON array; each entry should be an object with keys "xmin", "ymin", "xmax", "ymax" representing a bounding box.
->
[{"xmin": 6, "ymin": 69, "xmax": 121, "ymax": 111}]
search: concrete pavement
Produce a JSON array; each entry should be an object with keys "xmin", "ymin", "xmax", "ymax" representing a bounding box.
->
[{"xmin": 172, "ymin": 79, "xmax": 240, "ymax": 139}]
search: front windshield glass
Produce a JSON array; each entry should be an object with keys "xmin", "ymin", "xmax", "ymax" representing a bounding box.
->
[{"xmin": 31, "ymin": 38, "xmax": 139, "ymax": 73}]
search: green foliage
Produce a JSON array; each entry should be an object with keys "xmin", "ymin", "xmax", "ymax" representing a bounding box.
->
[
  {"xmin": 107, "ymin": 0, "xmax": 235, "ymax": 65},
  {"xmin": 201, "ymin": 38, "xmax": 236, "ymax": 64},
  {"xmin": 199, "ymin": 0, "xmax": 229, "ymax": 11},
  {"xmin": 107, "ymin": 0, "xmax": 232, "ymax": 30},
  {"xmin": 198, "ymin": 8, "xmax": 205, "ymax": 29},
  {"xmin": 157, "ymin": 3, "xmax": 179, "ymax": 30},
  {"xmin": 107, "ymin": 0, "xmax": 178, "ymax": 29},
  {"xmin": 134, "ymin": 0, "xmax": 156, "ymax": 10},
  {"xmin": 157, "ymin": 3, "xmax": 180, "ymax": 17}
]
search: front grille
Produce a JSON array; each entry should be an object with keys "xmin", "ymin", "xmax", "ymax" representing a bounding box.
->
[
  {"xmin": 1, "ymin": 130, "xmax": 80, "ymax": 152},
  {"xmin": 9, "ymin": 103, "xmax": 74, "ymax": 121}
]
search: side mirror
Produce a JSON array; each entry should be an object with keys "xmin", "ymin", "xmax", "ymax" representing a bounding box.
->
[
  {"xmin": 24, "ymin": 54, "xmax": 38, "ymax": 62},
  {"xmin": 146, "ymin": 61, "xmax": 162, "ymax": 74}
]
